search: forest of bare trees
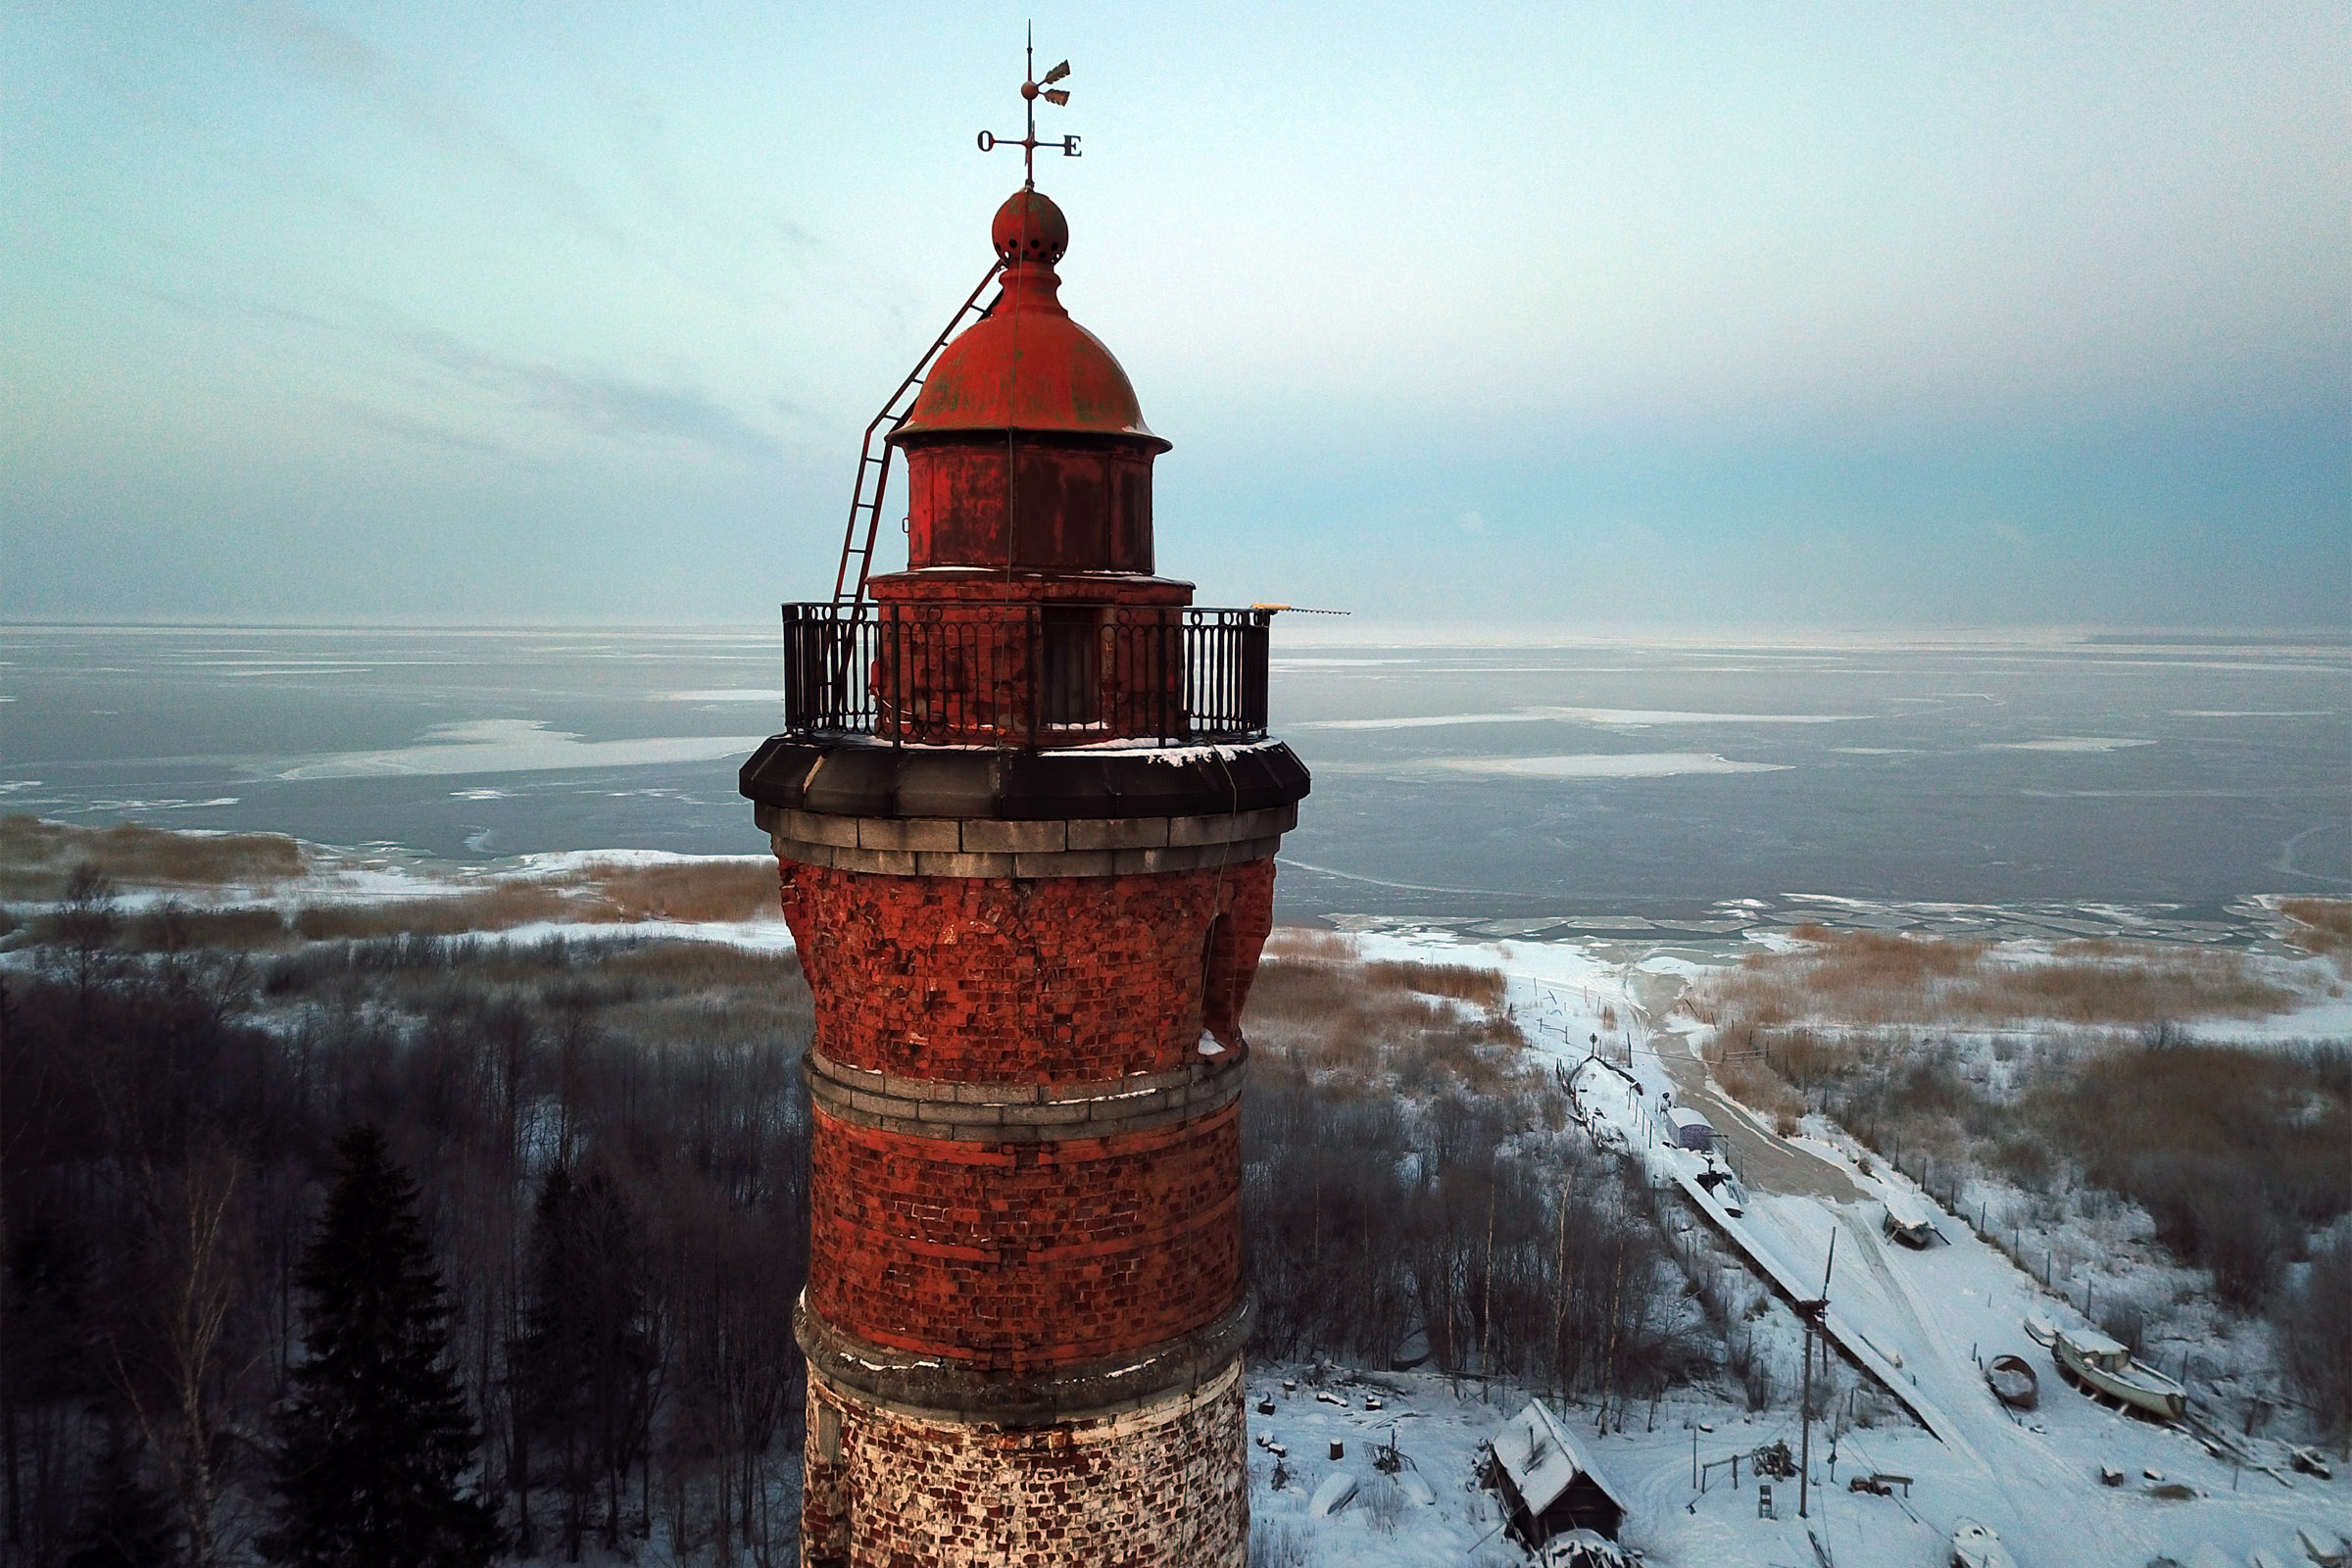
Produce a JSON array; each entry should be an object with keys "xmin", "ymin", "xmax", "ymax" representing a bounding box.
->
[
  {"xmin": 3, "ymin": 873, "xmax": 810, "ymax": 1566},
  {"xmin": 1240, "ymin": 951, "xmax": 1713, "ymax": 1416},
  {"xmin": 1, "ymin": 876, "xmax": 1716, "ymax": 1564}
]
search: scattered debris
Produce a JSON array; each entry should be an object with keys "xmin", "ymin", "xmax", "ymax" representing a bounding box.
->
[
  {"xmin": 1951, "ymin": 1519, "xmax": 2018, "ymax": 1568},
  {"xmin": 1538, "ymin": 1528, "xmax": 1631, "ymax": 1567},
  {"xmin": 1308, "ymin": 1470, "xmax": 1356, "ymax": 1519},
  {"xmin": 2287, "ymin": 1446, "xmax": 2333, "ymax": 1481},
  {"xmin": 2295, "ymin": 1526, "xmax": 2349, "ymax": 1566}
]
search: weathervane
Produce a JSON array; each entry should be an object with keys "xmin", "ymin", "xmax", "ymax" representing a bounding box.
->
[{"xmin": 976, "ymin": 25, "xmax": 1077, "ymax": 189}]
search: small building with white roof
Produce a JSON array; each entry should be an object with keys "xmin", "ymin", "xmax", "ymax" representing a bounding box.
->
[
  {"xmin": 1487, "ymin": 1397, "xmax": 1630, "ymax": 1548},
  {"xmin": 1664, "ymin": 1104, "xmax": 1715, "ymax": 1152}
]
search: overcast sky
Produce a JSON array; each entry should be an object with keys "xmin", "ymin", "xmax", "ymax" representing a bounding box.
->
[{"xmin": 3, "ymin": 2, "xmax": 2345, "ymax": 628}]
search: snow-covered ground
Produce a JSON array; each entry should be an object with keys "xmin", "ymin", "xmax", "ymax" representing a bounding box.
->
[
  {"xmin": 13, "ymin": 832, "xmax": 2344, "ymax": 1565},
  {"xmin": 1252, "ymin": 924, "xmax": 2351, "ymax": 1568}
]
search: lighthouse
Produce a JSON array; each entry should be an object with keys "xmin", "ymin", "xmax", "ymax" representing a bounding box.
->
[{"xmin": 739, "ymin": 58, "xmax": 1310, "ymax": 1568}]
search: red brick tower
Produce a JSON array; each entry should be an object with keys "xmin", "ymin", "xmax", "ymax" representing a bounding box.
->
[{"xmin": 740, "ymin": 170, "xmax": 1309, "ymax": 1564}]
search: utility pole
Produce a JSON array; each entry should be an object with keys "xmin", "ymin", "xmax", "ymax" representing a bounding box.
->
[
  {"xmin": 1798, "ymin": 1317, "xmax": 1814, "ymax": 1518},
  {"xmin": 1797, "ymin": 1231, "xmax": 1837, "ymax": 1520}
]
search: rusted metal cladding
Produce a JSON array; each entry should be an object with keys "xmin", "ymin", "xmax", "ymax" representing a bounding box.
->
[{"xmin": 904, "ymin": 437, "xmax": 1155, "ymax": 573}]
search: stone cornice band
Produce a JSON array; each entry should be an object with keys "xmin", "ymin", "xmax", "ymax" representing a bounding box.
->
[
  {"xmin": 805, "ymin": 1043, "xmax": 1248, "ymax": 1143},
  {"xmin": 797, "ymin": 1291, "xmax": 1252, "ymax": 1426},
  {"xmin": 760, "ymin": 802, "xmax": 1296, "ymax": 878},
  {"xmin": 739, "ymin": 735, "xmax": 1311, "ymax": 824}
]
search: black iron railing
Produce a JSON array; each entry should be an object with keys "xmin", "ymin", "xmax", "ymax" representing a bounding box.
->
[{"xmin": 780, "ymin": 602, "xmax": 1271, "ymax": 747}]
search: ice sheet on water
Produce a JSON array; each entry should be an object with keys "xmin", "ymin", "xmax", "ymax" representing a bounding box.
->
[
  {"xmin": 1439, "ymin": 754, "xmax": 1791, "ymax": 778},
  {"xmin": 1307, "ymin": 706, "xmax": 1866, "ymax": 730},
  {"xmin": 265, "ymin": 719, "xmax": 763, "ymax": 780}
]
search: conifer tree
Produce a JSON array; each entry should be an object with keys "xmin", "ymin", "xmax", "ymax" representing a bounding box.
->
[{"xmin": 261, "ymin": 1125, "xmax": 500, "ymax": 1568}]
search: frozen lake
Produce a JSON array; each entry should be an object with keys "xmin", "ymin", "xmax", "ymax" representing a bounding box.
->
[{"xmin": 3, "ymin": 625, "xmax": 2345, "ymax": 931}]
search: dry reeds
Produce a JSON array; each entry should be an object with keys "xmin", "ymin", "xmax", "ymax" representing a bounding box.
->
[
  {"xmin": 1359, "ymin": 959, "xmax": 1508, "ymax": 1009},
  {"xmin": 0, "ymin": 814, "xmax": 308, "ymax": 900},
  {"xmin": 1704, "ymin": 927, "xmax": 2299, "ymax": 1029},
  {"xmin": 287, "ymin": 858, "xmax": 782, "ymax": 941},
  {"xmin": 0, "ymin": 815, "xmax": 782, "ymax": 942},
  {"xmin": 1260, "ymin": 926, "xmax": 1360, "ymax": 963},
  {"xmin": 574, "ymin": 858, "xmax": 779, "ymax": 924},
  {"xmin": 1246, "ymin": 956, "xmax": 1526, "ymax": 1100},
  {"xmin": 132, "ymin": 905, "xmax": 293, "ymax": 951},
  {"xmin": 2279, "ymin": 899, "xmax": 2352, "ymax": 964},
  {"xmin": 1701, "ymin": 1038, "xmax": 1805, "ymax": 1129},
  {"xmin": 291, "ymin": 884, "xmax": 585, "ymax": 940}
]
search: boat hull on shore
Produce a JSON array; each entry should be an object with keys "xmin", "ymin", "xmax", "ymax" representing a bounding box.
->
[
  {"xmin": 1986, "ymin": 1353, "xmax": 2038, "ymax": 1410},
  {"xmin": 2052, "ymin": 1331, "xmax": 2186, "ymax": 1421}
]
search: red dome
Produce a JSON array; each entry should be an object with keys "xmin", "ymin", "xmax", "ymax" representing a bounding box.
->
[{"xmin": 893, "ymin": 189, "xmax": 1167, "ymax": 450}]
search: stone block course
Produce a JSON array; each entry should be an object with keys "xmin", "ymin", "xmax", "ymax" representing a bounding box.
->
[
  {"xmin": 858, "ymin": 816, "xmax": 963, "ymax": 852},
  {"xmin": 801, "ymin": 1358, "xmax": 1248, "ymax": 1567},
  {"xmin": 957, "ymin": 817, "xmax": 1071, "ymax": 853},
  {"xmin": 1065, "ymin": 816, "xmax": 1170, "ymax": 851}
]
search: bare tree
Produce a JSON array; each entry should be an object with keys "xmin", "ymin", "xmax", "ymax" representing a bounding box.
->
[{"xmin": 106, "ymin": 1146, "xmax": 255, "ymax": 1568}]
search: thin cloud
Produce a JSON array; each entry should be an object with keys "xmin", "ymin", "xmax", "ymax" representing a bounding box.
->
[
  {"xmin": 245, "ymin": 2, "xmax": 631, "ymax": 253},
  {"xmin": 336, "ymin": 403, "xmax": 514, "ymax": 458},
  {"xmin": 95, "ymin": 276, "xmax": 776, "ymax": 462},
  {"xmin": 387, "ymin": 326, "xmax": 784, "ymax": 462}
]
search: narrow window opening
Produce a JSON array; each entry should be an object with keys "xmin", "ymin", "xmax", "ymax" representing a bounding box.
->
[
  {"xmin": 1200, "ymin": 912, "xmax": 1239, "ymax": 1050},
  {"xmin": 815, "ymin": 1402, "xmax": 843, "ymax": 1462},
  {"xmin": 1039, "ymin": 608, "xmax": 1102, "ymax": 728}
]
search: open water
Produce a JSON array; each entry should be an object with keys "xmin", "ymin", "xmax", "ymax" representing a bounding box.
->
[{"xmin": 4, "ymin": 625, "xmax": 2346, "ymax": 940}]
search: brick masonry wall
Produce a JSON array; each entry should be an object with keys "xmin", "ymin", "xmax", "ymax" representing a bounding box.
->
[
  {"xmin": 808, "ymin": 1101, "xmax": 1241, "ymax": 1368},
  {"xmin": 777, "ymin": 858, "xmax": 1275, "ymax": 1082},
  {"xmin": 802, "ymin": 1359, "xmax": 1248, "ymax": 1568}
]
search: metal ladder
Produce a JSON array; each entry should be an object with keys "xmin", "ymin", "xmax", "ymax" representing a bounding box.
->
[{"xmin": 830, "ymin": 260, "xmax": 1005, "ymax": 605}]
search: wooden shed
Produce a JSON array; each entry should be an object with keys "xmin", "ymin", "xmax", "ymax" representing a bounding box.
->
[{"xmin": 1488, "ymin": 1398, "xmax": 1629, "ymax": 1549}]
